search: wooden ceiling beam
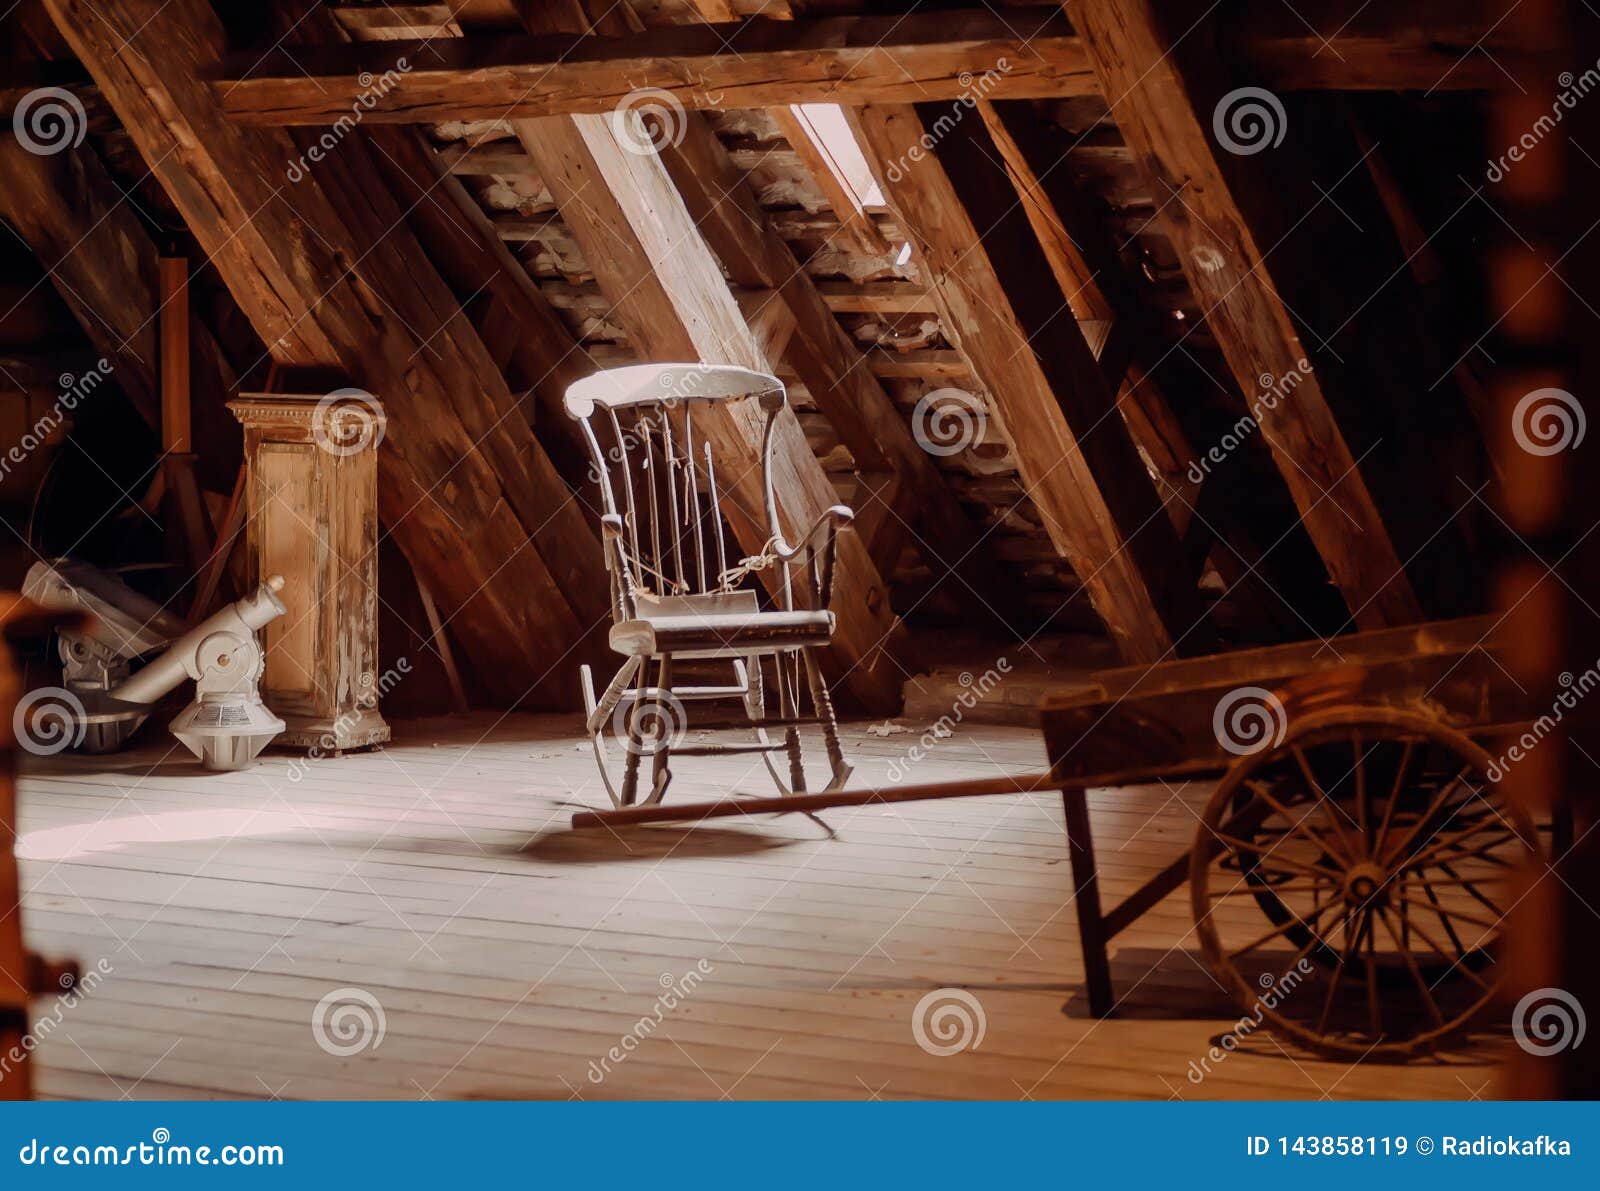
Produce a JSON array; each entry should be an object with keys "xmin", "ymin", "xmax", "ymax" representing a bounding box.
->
[
  {"xmin": 1226, "ymin": 0, "xmax": 1549, "ymax": 92},
  {"xmin": 1068, "ymin": 0, "xmax": 1425, "ymax": 631},
  {"xmin": 40, "ymin": 0, "xmax": 607, "ymax": 706},
  {"xmin": 849, "ymin": 104, "xmax": 1205, "ymax": 664},
  {"xmin": 216, "ymin": 4, "xmax": 1543, "ymax": 128},
  {"xmin": 216, "ymin": 9, "xmax": 1096, "ymax": 125}
]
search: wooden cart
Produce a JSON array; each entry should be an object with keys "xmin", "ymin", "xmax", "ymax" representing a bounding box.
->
[{"xmin": 575, "ymin": 614, "xmax": 1544, "ymax": 1060}]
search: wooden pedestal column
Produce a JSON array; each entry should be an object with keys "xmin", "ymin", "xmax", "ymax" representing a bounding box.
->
[{"xmin": 229, "ymin": 393, "xmax": 390, "ymax": 752}]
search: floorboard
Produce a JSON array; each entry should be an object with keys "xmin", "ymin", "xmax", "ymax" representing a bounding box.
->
[{"xmin": 14, "ymin": 713, "xmax": 1505, "ymax": 1100}]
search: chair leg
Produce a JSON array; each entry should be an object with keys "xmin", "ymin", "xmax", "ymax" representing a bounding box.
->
[
  {"xmin": 584, "ymin": 656, "xmax": 647, "ymax": 809},
  {"xmin": 740, "ymin": 653, "xmax": 764, "ymax": 722},
  {"xmin": 802, "ymin": 646, "xmax": 852, "ymax": 791},
  {"xmin": 779, "ymin": 650, "xmax": 806, "ymax": 793},
  {"xmin": 745, "ymin": 654, "xmax": 793, "ymax": 796},
  {"xmin": 644, "ymin": 654, "xmax": 674, "ymax": 805},
  {"xmin": 618, "ymin": 656, "xmax": 653, "ymax": 807}
]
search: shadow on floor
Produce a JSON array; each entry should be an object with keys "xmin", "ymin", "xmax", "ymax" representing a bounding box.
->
[
  {"xmin": 519, "ymin": 821, "xmax": 809, "ymax": 863},
  {"xmin": 1062, "ymin": 947, "xmax": 1512, "ymax": 1067}
]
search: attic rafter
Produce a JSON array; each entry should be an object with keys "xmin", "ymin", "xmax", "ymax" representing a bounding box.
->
[
  {"xmin": 1068, "ymin": 0, "xmax": 1425, "ymax": 631},
  {"xmin": 848, "ymin": 104, "xmax": 1204, "ymax": 665},
  {"xmin": 973, "ymin": 104, "xmax": 1200, "ymax": 529},
  {"xmin": 974, "ymin": 100, "xmax": 1318, "ymax": 638},
  {"xmin": 520, "ymin": 112, "xmax": 914, "ymax": 710},
  {"xmin": 0, "ymin": 136, "xmax": 235, "ymax": 440},
  {"xmin": 301, "ymin": 2, "xmax": 602, "ymax": 486},
  {"xmin": 652, "ymin": 115, "xmax": 1032, "ymax": 631},
  {"xmin": 39, "ymin": 0, "xmax": 608, "ymax": 706}
]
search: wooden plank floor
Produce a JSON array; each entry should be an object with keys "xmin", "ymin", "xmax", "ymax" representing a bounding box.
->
[{"xmin": 13, "ymin": 713, "xmax": 1505, "ymax": 1100}]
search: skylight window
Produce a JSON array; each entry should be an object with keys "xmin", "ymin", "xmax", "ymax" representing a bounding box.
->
[{"xmin": 791, "ymin": 103, "xmax": 885, "ymax": 209}]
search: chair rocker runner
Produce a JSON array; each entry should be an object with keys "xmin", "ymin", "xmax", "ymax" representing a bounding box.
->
[{"xmin": 566, "ymin": 364, "xmax": 855, "ymax": 809}]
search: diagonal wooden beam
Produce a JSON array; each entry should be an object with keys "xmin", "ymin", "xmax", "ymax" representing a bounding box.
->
[
  {"xmin": 41, "ymin": 0, "xmax": 607, "ymax": 706},
  {"xmin": 848, "ymin": 104, "xmax": 1205, "ymax": 664},
  {"xmin": 483, "ymin": 1, "xmax": 914, "ymax": 710},
  {"xmin": 311, "ymin": 1, "xmax": 602, "ymax": 488},
  {"xmin": 0, "ymin": 137, "xmax": 236, "ymax": 445},
  {"xmin": 517, "ymin": 111, "xmax": 912, "ymax": 710},
  {"xmin": 1068, "ymin": 0, "xmax": 1425, "ymax": 630},
  {"xmin": 973, "ymin": 99, "xmax": 1286, "ymax": 615},
  {"xmin": 653, "ymin": 114, "xmax": 1032, "ymax": 631}
]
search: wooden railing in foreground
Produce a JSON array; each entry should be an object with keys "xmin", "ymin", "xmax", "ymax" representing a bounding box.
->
[{"xmin": 0, "ymin": 596, "xmax": 83, "ymax": 1101}]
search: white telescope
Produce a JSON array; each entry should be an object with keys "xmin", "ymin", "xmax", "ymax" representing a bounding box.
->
[{"xmin": 22, "ymin": 560, "xmax": 288, "ymax": 770}]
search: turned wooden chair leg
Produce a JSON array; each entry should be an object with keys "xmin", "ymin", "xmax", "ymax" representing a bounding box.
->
[
  {"xmin": 648, "ymin": 654, "xmax": 674, "ymax": 803},
  {"xmin": 619, "ymin": 660, "xmax": 650, "ymax": 807},
  {"xmin": 803, "ymin": 646, "xmax": 852, "ymax": 790},
  {"xmin": 778, "ymin": 650, "xmax": 807, "ymax": 793},
  {"xmin": 741, "ymin": 653, "xmax": 765, "ymax": 722}
]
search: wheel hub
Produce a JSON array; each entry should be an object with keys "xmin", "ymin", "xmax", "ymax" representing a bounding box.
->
[{"xmin": 1342, "ymin": 860, "xmax": 1389, "ymax": 909}]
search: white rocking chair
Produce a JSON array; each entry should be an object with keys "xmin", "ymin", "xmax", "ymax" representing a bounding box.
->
[{"xmin": 566, "ymin": 363, "xmax": 855, "ymax": 808}]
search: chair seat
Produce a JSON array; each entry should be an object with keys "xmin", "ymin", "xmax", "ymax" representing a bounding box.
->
[{"xmin": 609, "ymin": 608, "xmax": 835, "ymax": 658}]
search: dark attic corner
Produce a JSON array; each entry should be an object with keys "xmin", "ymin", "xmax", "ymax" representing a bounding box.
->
[{"xmin": 0, "ymin": 0, "xmax": 1596, "ymax": 1142}]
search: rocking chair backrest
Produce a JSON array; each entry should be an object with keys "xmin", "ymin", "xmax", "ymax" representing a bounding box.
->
[{"xmin": 565, "ymin": 364, "xmax": 788, "ymax": 624}]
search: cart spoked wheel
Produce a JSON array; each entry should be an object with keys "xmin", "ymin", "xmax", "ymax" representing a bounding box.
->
[{"xmin": 1191, "ymin": 707, "xmax": 1538, "ymax": 1061}]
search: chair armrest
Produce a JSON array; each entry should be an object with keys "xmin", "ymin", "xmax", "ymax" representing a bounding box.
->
[
  {"xmin": 768, "ymin": 505, "xmax": 854, "ymax": 562},
  {"xmin": 769, "ymin": 505, "xmax": 853, "ymax": 609}
]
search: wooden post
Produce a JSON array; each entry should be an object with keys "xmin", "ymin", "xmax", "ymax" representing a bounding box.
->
[
  {"xmin": 1059, "ymin": 786, "xmax": 1114, "ymax": 1017},
  {"xmin": 229, "ymin": 394, "xmax": 390, "ymax": 753},
  {"xmin": 157, "ymin": 256, "xmax": 213, "ymax": 587}
]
